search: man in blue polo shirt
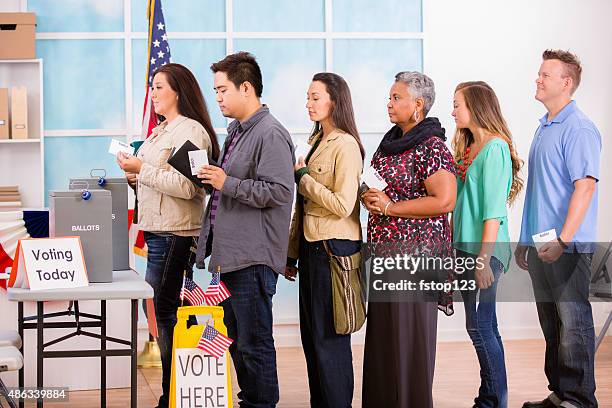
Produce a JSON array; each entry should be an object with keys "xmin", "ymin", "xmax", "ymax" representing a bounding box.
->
[{"xmin": 516, "ymin": 50, "xmax": 602, "ymax": 408}]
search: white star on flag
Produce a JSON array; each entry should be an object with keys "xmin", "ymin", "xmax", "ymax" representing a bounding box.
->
[
  {"xmin": 153, "ymin": 40, "xmax": 160, "ymax": 47},
  {"xmin": 157, "ymin": 51, "xmax": 164, "ymax": 58},
  {"xmin": 150, "ymin": 57, "xmax": 156, "ymax": 65},
  {"xmin": 157, "ymin": 22, "xmax": 164, "ymax": 30},
  {"xmin": 162, "ymin": 34, "xmax": 167, "ymax": 41}
]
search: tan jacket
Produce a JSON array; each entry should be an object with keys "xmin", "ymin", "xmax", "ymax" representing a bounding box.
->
[
  {"xmin": 288, "ymin": 129, "xmax": 362, "ymax": 260},
  {"xmin": 136, "ymin": 115, "xmax": 212, "ymax": 234}
]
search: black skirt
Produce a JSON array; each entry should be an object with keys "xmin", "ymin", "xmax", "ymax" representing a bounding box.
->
[{"xmin": 361, "ymin": 301, "xmax": 438, "ymax": 408}]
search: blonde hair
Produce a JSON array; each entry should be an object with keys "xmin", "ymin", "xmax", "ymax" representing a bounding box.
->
[
  {"xmin": 451, "ymin": 81, "xmax": 524, "ymax": 204},
  {"xmin": 543, "ymin": 49, "xmax": 582, "ymax": 95}
]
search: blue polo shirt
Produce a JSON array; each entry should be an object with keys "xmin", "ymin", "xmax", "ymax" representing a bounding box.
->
[{"xmin": 519, "ymin": 100, "xmax": 601, "ymax": 252}]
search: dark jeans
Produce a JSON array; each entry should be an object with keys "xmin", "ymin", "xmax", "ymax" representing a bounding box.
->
[
  {"xmin": 458, "ymin": 251, "xmax": 507, "ymax": 408},
  {"xmin": 299, "ymin": 239, "xmax": 361, "ymax": 408},
  {"xmin": 527, "ymin": 248, "xmax": 597, "ymax": 408},
  {"xmin": 220, "ymin": 264, "xmax": 279, "ymax": 408},
  {"xmin": 144, "ymin": 232, "xmax": 197, "ymax": 408}
]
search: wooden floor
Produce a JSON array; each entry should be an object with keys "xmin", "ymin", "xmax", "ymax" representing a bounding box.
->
[{"xmin": 25, "ymin": 338, "xmax": 611, "ymax": 407}]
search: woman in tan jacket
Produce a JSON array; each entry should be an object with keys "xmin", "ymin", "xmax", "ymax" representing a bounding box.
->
[
  {"xmin": 117, "ymin": 63, "xmax": 219, "ymax": 408},
  {"xmin": 285, "ymin": 72, "xmax": 364, "ymax": 408}
]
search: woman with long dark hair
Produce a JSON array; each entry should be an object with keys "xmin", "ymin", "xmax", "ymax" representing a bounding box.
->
[
  {"xmin": 117, "ymin": 63, "xmax": 219, "ymax": 408},
  {"xmin": 285, "ymin": 72, "xmax": 364, "ymax": 407}
]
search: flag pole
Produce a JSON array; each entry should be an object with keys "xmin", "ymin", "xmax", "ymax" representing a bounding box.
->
[{"xmin": 180, "ymin": 271, "xmax": 186, "ymax": 307}]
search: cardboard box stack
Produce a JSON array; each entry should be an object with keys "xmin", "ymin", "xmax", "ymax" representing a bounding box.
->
[
  {"xmin": 0, "ymin": 186, "xmax": 22, "ymax": 210},
  {"xmin": 0, "ymin": 13, "xmax": 36, "ymax": 60},
  {"xmin": 0, "ymin": 12, "xmax": 36, "ymax": 140}
]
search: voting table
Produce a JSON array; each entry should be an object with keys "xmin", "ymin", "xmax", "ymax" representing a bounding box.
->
[{"xmin": 7, "ymin": 270, "xmax": 153, "ymax": 407}]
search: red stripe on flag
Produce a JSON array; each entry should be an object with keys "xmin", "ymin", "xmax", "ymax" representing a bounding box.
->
[{"xmin": 0, "ymin": 245, "xmax": 12, "ymax": 290}]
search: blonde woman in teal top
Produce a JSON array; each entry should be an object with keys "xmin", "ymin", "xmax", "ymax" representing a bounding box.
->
[{"xmin": 451, "ymin": 81, "xmax": 523, "ymax": 408}]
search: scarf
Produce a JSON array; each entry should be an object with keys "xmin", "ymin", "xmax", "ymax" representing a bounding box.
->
[{"xmin": 378, "ymin": 117, "xmax": 446, "ymax": 156}]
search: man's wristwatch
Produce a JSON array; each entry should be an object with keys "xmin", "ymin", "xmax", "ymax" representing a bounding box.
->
[{"xmin": 557, "ymin": 236, "xmax": 569, "ymax": 249}]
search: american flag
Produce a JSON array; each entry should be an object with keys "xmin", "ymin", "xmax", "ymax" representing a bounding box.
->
[
  {"xmin": 204, "ymin": 272, "xmax": 231, "ymax": 306},
  {"xmin": 180, "ymin": 276, "xmax": 207, "ymax": 306},
  {"xmin": 197, "ymin": 325, "xmax": 233, "ymax": 359},
  {"xmin": 131, "ymin": 0, "xmax": 172, "ymax": 259},
  {"xmin": 142, "ymin": 0, "xmax": 172, "ymax": 140}
]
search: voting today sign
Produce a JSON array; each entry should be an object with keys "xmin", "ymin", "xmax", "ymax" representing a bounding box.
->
[
  {"xmin": 9, "ymin": 237, "xmax": 89, "ymax": 290},
  {"xmin": 174, "ymin": 348, "xmax": 229, "ymax": 408}
]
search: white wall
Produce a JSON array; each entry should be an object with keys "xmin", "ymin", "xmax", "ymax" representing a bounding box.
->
[
  {"xmin": 0, "ymin": 0, "xmax": 20, "ymax": 12},
  {"xmin": 424, "ymin": 0, "xmax": 612, "ymax": 342}
]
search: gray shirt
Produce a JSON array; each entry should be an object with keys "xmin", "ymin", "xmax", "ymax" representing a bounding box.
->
[{"xmin": 195, "ymin": 106, "xmax": 295, "ymax": 274}]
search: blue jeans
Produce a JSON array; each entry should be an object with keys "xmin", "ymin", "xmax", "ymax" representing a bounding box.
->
[
  {"xmin": 220, "ymin": 265, "xmax": 279, "ymax": 408},
  {"xmin": 527, "ymin": 249, "xmax": 597, "ymax": 408},
  {"xmin": 458, "ymin": 251, "xmax": 507, "ymax": 408},
  {"xmin": 144, "ymin": 232, "xmax": 198, "ymax": 408},
  {"xmin": 299, "ymin": 239, "xmax": 360, "ymax": 408}
]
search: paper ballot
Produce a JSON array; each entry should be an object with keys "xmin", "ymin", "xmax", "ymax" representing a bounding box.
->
[
  {"xmin": 361, "ymin": 165, "xmax": 388, "ymax": 191},
  {"xmin": 294, "ymin": 141, "xmax": 312, "ymax": 161},
  {"xmin": 188, "ymin": 149, "xmax": 209, "ymax": 176},
  {"xmin": 532, "ymin": 228, "xmax": 557, "ymax": 251},
  {"xmin": 109, "ymin": 139, "xmax": 135, "ymax": 156}
]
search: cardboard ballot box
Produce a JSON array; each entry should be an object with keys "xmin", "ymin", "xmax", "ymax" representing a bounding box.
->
[
  {"xmin": 0, "ymin": 13, "xmax": 36, "ymax": 60},
  {"xmin": 49, "ymin": 190, "xmax": 113, "ymax": 283},
  {"xmin": 70, "ymin": 176, "xmax": 129, "ymax": 271}
]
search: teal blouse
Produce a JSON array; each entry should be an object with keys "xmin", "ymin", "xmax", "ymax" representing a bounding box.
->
[{"xmin": 453, "ymin": 138, "xmax": 513, "ymax": 271}]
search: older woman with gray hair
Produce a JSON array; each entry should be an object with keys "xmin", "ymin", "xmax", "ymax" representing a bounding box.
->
[{"xmin": 361, "ymin": 71, "xmax": 457, "ymax": 408}]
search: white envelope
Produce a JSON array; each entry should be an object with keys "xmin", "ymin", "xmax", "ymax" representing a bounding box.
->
[
  {"xmin": 532, "ymin": 228, "xmax": 557, "ymax": 251},
  {"xmin": 188, "ymin": 149, "xmax": 209, "ymax": 176},
  {"xmin": 109, "ymin": 139, "xmax": 134, "ymax": 156},
  {"xmin": 294, "ymin": 141, "xmax": 312, "ymax": 161},
  {"xmin": 360, "ymin": 165, "xmax": 388, "ymax": 191}
]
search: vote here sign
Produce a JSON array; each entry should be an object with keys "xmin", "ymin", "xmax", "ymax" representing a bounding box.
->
[{"xmin": 174, "ymin": 348, "xmax": 230, "ymax": 408}]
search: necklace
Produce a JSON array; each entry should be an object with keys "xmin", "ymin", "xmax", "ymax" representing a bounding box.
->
[{"xmin": 455, "ymin": 146, "xmax": 473, "ymax": 182}]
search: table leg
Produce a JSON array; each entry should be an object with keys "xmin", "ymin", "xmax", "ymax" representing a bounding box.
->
[
  {"xmin": 36, "ymin": 302, "xmax": 43, "ymax": 408},
  {"xmin": 101, "ymin": 300, "xmax": 107, "ymax": 407},
  {"xmin": 131, "ymin": 299, "xmax": 137, "ymax": 408},
  {"xmin": 18, "ymin": 302, "xmax": 24, "ymax": 408},
  {"xmin": 596, "ymin": 310, "xmax": 612, "ymax": 352}
]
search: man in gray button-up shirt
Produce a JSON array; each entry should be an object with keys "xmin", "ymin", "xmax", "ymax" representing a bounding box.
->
[{"xmin": 196, "ymin": 52, "xmax": 294, "ymax": 408}]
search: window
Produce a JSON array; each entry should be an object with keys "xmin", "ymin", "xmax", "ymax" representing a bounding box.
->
[{"xmin": 28, "ymin": 0, "xmax": 423, "ymax": 208}]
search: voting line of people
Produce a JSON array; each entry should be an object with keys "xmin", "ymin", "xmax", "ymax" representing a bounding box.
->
[{"xmin": 115, "ymin": 49, "xmax": 602, "ymax": 408}]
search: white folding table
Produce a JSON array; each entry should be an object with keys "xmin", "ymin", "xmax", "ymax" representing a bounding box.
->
[{"xmin": 7, "ymin": 270, "xmax": 153, "ymax": 407}]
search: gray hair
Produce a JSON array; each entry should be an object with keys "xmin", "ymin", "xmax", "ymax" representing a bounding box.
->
[{"xmin": 394, "ymin": 71, "xmax": 435, "ymax": 116}]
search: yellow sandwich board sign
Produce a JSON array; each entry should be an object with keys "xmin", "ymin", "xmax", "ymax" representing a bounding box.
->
[{"xmin": 170, "ymin": 305, "xmax": 233, "ymax": 408}]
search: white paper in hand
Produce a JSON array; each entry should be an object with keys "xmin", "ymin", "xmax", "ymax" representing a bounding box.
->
[
  {"xmin": 532, "ymin": 228, "xmax": 557, "ymax": 251},
  {"xmin": 109, "ymin": 139, "xmax": 134, "ymax": 156},
  {"xmin": 361, "ymin": 165, "xmax": 388, "ymax": 191},
  {"xmin": 188, "ymin": 149, "xmax": 209, "ymax": 176},
  {"xmin": 294, "ymin": 141, "xmax": 312, "ymax": 161}
]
